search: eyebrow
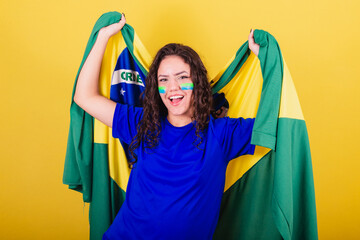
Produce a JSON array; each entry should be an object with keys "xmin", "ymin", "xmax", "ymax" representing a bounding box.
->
[{"xmin": 158, "ymin": 71, "xmax": 189, "ymax": 78}]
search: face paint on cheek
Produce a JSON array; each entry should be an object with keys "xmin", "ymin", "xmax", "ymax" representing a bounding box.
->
[
  {"xmin": 180, "ymin": 83, "xmax": 194, "ymax": 91},
  {"xmin": 158, "ymin": 86, "xmax": 166, "ymax": 94}
]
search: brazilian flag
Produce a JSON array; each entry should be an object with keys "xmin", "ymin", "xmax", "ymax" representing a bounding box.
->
[
  {"xmin": 63, "ymin": 12, "xmax": 152, "ymax": 240},
  {"xmin": 63, "ymin": 11, "xmax": 318, "ymax": 240},
  {"xmin": 211, "ymin": 31, "xmax": 318, "ymax": 240}
]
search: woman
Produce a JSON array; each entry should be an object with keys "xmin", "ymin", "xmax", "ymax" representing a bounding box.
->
[{"xmin": 75, "ymin": 14, "xmax": 260, "ymax": 240}]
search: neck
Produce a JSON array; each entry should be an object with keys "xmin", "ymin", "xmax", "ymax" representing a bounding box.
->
[{"xmin": 167, "ymin": 114, "xmax": 192, "ymax": 127}]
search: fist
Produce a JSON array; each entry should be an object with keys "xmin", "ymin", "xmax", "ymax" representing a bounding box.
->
[
  {"xmin": 248, "ymin": 29, "xmax": 260, "ymax": 57},
  {"xmin": 99, "ymin": 13, "xmax": 126, "ymax": 39}
]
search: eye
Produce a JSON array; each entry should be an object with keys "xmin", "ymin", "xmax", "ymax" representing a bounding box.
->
[
  {"xmin": 159, "ymin": 78, "xmax": 167, "ymax": 82},
  {"xmin": 179, "ymin": 76, "xmax": 189, "ymax": 80}
]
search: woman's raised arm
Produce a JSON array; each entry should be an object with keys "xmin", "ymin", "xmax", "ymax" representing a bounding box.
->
[{"xmin": 74, "ymin": 14, "xmax": 126, "ymax": 127}]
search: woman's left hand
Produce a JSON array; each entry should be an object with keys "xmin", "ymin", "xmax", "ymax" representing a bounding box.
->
[{"xmin": 248, "ymin": 29, "xmax": 260, "ymax": 56}]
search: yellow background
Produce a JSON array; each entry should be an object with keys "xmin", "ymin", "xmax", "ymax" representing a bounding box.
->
[{"xmin": 1, "ymin": 0, "xmax": 359, "ymax": 239}]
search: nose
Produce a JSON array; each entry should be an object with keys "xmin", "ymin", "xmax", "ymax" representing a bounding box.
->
[{"xmin": 167, "ymin": 78, "xmax": 180, "ymax": 92}]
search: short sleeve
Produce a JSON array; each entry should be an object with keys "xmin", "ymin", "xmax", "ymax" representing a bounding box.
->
[
  {"xmin": 213, "ymin": 117, "xmax": 256, "ymax": 162},
  {"xmin": 112, "ymin": 103, "xmax": 144, "ymax": 144}
]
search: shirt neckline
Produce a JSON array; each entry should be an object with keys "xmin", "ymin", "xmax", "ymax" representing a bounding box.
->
[{"xmin": 164, "ymin": 117, "xmax": 195, "ymax": 130}]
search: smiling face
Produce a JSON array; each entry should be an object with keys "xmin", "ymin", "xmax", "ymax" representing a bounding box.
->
[{"xmin": 157, "ymin": 55, "xmax": 194, "ymax": 124}]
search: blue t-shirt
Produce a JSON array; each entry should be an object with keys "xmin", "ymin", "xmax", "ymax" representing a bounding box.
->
[{"xmin": 103, "ymin": 103, "xmax": 255, "ymax": 240}]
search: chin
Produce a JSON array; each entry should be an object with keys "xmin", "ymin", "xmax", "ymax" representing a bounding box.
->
[{"xmin": 168, "ymin": 108, "xmax": 191, "ymax": 117}]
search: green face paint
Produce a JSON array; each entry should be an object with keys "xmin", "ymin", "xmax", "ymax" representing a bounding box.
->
[
  {"xmin": 158, "ymin": 83, "xmax": 193, "ymax": 94},
  {"xmin": 158, "ymin": 86, "xmax": 166, "ymax": 94},
  {"xmin": 180, "ymin": 82, "xmax": 194, "ymax": 90}
]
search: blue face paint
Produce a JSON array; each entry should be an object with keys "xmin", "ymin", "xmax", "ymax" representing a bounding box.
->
[
  {"xmin": 158, "ymin": 86, "xmax": 166, "ymax": 94},
  {"xmin": 180, "ymin": 83, "xmax": 194, "ymax": 90}
]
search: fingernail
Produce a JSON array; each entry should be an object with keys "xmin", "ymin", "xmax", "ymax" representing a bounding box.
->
[{"xmin": 250, "ymin": 28, "xmax": 252, "ymax": 33}]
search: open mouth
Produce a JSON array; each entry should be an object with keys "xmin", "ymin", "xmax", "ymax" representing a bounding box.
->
[{"xmin": 169, "ymin": 95, "xmax": 184, "ymax": 105}]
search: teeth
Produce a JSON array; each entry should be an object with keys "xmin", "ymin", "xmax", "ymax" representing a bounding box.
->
[{"xmin": 170, "ymin": 96, "xmax": 183, "ymax": 100}]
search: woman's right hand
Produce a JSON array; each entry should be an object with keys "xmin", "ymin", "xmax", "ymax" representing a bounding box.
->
[{"xmin": 99, "ymin": 13, "xmax": 126, "ymax": 39}]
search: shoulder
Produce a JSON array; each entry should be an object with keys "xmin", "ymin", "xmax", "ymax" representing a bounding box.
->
[
  {"xmin": 114, "ymin": 103, "xmax": 144, "ymax": 119},
  {"xmin": 112, "ymin": 103, "xmax": 144, "ymax": 141},
  {"xmin": 209, "ymin": 116, "xmax": 234, "ymax": 131},
  {"xmin": 207, "ymin": 116, "xmax": 229, "ymax": 139},
  {"xmin": 208, "ymin": 116, "xmax": 255, "ymax": 137}
]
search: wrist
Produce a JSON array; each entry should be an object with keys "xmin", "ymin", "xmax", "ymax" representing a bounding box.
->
[{"xmin": 97, "ymin": 29, "xmax": 111, "ymax": 41}]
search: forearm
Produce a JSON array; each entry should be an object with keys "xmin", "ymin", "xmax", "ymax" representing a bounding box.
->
[{"xmin": 74, "ymin": 30, "xmax": 110, "ymax": 106}]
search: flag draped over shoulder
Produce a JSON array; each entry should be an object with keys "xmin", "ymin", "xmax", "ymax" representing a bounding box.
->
[
  {"xmin": 63, "ymin": 12, "xmax": 152, "ymax": 240},
  {"xmin": 63, "ymin": 11, "xmax": 317, "ymax": 240},
  {"xmin": 211, "ymin": 31, "xmax": 318, "ymax": 240}
]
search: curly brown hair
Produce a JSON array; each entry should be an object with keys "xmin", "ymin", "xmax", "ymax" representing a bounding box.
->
[{"xmin": 128, "ymin": 43, "xmax": 213, "ymax": 168}]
